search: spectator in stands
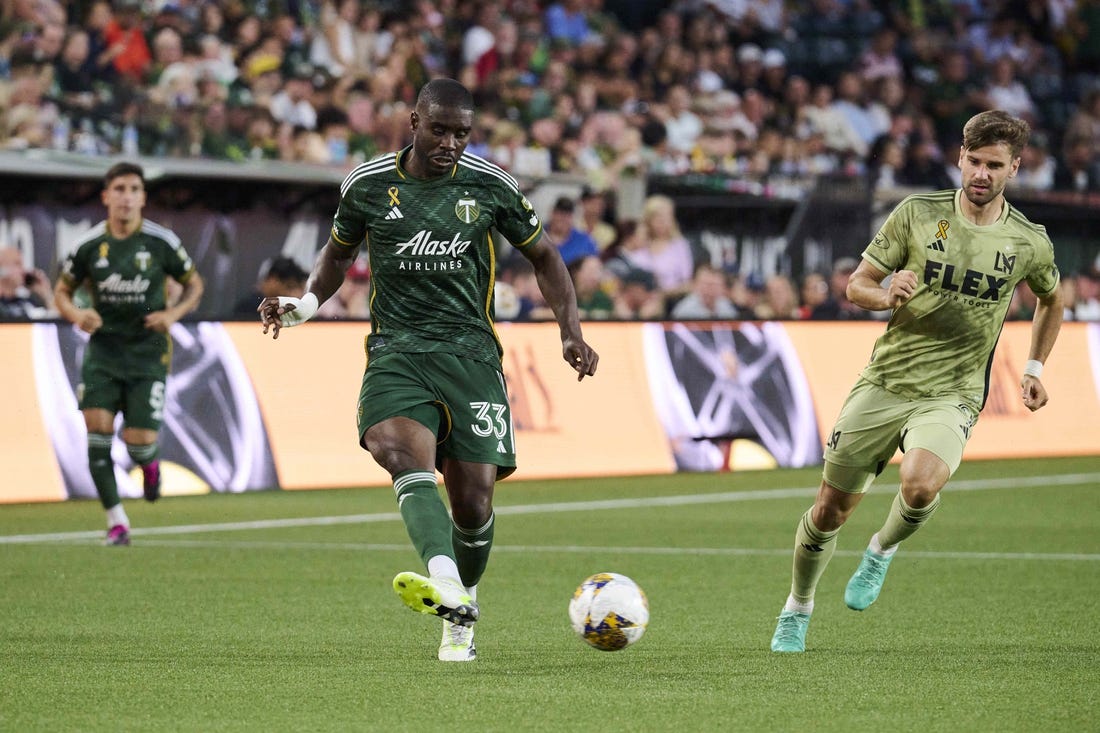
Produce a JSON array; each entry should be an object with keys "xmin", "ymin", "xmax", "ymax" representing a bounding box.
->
[
  {"xmin": 578, "ymin": 186, "xmax": 616, "ymax": 253},
  {"xmin": 0, "ymin": 245, "xmax": 55, "ymax": 320},
  {"xmin": 102, "ymin": 0, "xmax": 152, "ymax": 83},
  {"xmin": 546, "ymin": 196, "xmax": 599, "ymax": 268},
  {"xmin": 316, "ymin": 258, "xmax": 371, "ymax": 320},
  {"xmin": 797, "ymin": 271, "xmax": 829, "ymax": 320},
  {"xmin": 1054, "ymin": 136, "xmax": 1100, "ymax": 193},
  {"xmin": 983, "ymin": 56, "xmax": 1039, "ymax": 125},
  {"xmin": 633, "ymin": 193, "xmax": 696, "ymax": 296},
  {"xmin": 1012, "ymin": 130, "xmax": 1056, "ymax": 191},
  {"xmin": 569, "ymin": 255, "xmax": 615, "ymax": 320},
  {"xmin": 613, "ymin": 267, "xmax": 664, "ymax": 320},
  {"xmin": 670, "ymin": 263, "xmax": 743, "ymax": 320},
  {"xmin": 545, "ymin": 0, "xmax": 595, "ymax": 47},
  {"xmin": 310, "ymin": 0, "xmax": 359, "ymax": 77},
  {"xmin": 233, "ymin": 256, "xmax": 307, "ymax": 316},
  {"xmin": 1063, "ymin": 87, "xmax": 1100, "ymax": 160},
  {"xmin": 1071, "ymin": 267, "xmax": 1100, "ymax": 321},
  {"xmin": 810, "ymin": 257, "xmax": 869, "ymax": 320},
  {"xmin": 754, "ymin": 274, "xmax": 801, "ymax": 320},
  {"xmin": 270, "ymin": 63, "xmax": 319, "ymax": 130}
]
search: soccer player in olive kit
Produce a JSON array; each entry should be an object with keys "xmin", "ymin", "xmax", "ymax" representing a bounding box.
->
[
  {"xmin": 55, "ymin": 162, "xmax": 204, "ymax": 546},
  {"xmin": 770, "ymin": 110, "xmax": 1063, "ymax": 652},
  {"xmin": 259, "ymin": 79, "xmax": 599, "ymax": 662}
]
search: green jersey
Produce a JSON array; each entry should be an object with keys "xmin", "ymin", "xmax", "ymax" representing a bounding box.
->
[
  {"xmin": 61, "ymin": 219, "xmax": 196, "ymax": 370},
  {"xmin": 860, "ymin": 189, "xmax": 1059, "ymax": 409},
  {"xmin": 330, "ymin": 148, "xmax": 543, "ymax": 366}
]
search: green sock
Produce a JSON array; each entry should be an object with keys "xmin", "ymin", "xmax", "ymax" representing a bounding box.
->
[
  {"xmin": 126, "ymin": 442, "xmax": 158, "ymax": 466},
  {"xmin": 453, "ymin": 514, "xmax": 495, "ymax": 588},
  {"xmin": 874, "ymin": 490, "xmax": 941, "ymax": 551},
  {"xmin": 393, "ymin": 470, "xmax": 454, "ymax": 567},
  {"xmin": 790, "ymin": 508, "xmax": 839, "ymax": 605},
  {"xmin": 88, "ymin": 433, "xmax": 120, "ymax": 510}
]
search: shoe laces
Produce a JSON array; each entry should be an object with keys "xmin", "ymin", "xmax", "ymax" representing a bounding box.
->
[
  {"xmin": 444, "ymin": 622, "xmax": 473, "ymax": 648},
  {"xmin": 773, "ymin": 613, "xmax": 806, "ymax": 642},
  {"xmin": 858, "ymin": 553, "xmax": 891, "ymax": 579}
]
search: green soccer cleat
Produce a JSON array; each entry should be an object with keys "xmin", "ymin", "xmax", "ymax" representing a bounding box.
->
[
  {"xmin": 770, "ymin": 610, "xmax": 811, "ymax": 653},
  {"xmin": 845, "ymin": 549, "xmax": 895, "ymax": 611},
  {"xmin": 392, "ymin": 572, "xmax": 479, "ymax": 627},
  {"xmin": 438, "ymin": 620, "xmax": 477, "ymax": 662}
]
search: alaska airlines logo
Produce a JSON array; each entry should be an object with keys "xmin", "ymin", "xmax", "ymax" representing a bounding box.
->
[
  {"xmin": 923, "ymin": 260, "xmax": 1007, "ymax": 302},
  {"xmin": 98, "ymin": 273, "xmax": 151, "ymax": 294},
  {"xmin": 394, "ymin": 230, "xmax": 472, "ymax": 257}
]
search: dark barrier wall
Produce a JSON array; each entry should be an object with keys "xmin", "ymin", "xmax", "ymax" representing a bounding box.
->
[{"xmin": 2, "ymin": 157, "xmax": 1098, "ymax": 318}]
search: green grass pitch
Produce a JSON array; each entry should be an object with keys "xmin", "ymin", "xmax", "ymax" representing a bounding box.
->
[{"xmin": 1, "ymin": 456, "xmax": 1098, "ymax": 732}]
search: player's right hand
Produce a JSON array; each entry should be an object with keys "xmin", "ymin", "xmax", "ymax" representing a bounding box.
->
[
  {"xmin": 259, "ymin": 293, "xmax": 318, "ymax": 339},
  {"xmin": 76, "ymin": 309, "xmax": 103, "ymax": 335},
  {"xmin": 887, "ymin": 269, "xmax": 918, "ymax": 307}
]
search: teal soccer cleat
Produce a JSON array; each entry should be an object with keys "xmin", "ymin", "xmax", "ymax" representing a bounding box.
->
[
  {"xmin": 770, "ymin": 610, "xmax": 811, "ymax": 653},
  {"xmin": 845, "ymin": 549, "xmax": 895, "ymax": 611}
]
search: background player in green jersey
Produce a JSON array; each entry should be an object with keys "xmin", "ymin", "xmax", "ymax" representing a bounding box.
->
[
  {"xmin": 54, "ymin": 162, "xmax": 205, "ymax": 546},
  {"xmin": 771, "ymin": 110, "xmax": 1064, "ymax": 652},
  {"xmin": 259, "ymin": 79, "xmax": 598, "ymax": 661}
]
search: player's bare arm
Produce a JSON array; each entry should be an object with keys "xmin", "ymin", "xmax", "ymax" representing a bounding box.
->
[
  {"xmin": 846, "ymin": 259, "xmax": 916, "ymax": 311},
  {"xmin": 259, "ymin": 238, "xmax": 357, "ymax": 339},
  {"xmin": 53, "ymin": 277, "xmax": 103, "ymax": 334},
  {"xmin": 144, "ymin": 272, "xmax": 205, "ymax": 333},
  {"xmin": 521, "ymin": 235, "xmax": 599, "ymax": 380},
  {"xmin": 1020, "ymin": 285, "xmax": 1064, "ymax": 412}
]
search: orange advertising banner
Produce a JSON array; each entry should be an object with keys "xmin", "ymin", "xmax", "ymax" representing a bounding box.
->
[
  {"xmin": 0, "ymin": 325, "xmax": 65, "ymax": 503},
  {"xmin": 2, "ymin": 320, "xmax": 1097, "ymax": 504},
  {"xmin": 784, "ymin": 321, "xmax": 1100, "ymax": 461},
  {"xmin": 225, "ymin": 321, "xmax": 675, "ymax": 490}
]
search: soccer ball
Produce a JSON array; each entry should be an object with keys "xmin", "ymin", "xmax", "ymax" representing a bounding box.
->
[{"xmin": 568, "ymin": 572, "xmax": 649, "ymax": 651}]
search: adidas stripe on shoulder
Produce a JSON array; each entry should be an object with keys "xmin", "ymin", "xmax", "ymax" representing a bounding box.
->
[{"xmin": 340, "ymin": 153, "xmax": 398, "ymax": 196}]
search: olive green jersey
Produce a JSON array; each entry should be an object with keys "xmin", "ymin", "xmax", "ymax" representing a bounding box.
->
[
  {"xmin": 60, "ymin": 219, "xmax": 196, "ymax": 373},
  {"xmin": 330, "ymin": 148, "xmax": 543, "ymax": 366},
  {"xmin": 860, "ymin": 189, "xmax": 1059, "ymax": 409}
]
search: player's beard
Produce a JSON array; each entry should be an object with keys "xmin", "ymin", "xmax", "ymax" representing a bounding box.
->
[{"xmin": 962, "ymin": 176, "xmax": 1003, "ymax": 207}]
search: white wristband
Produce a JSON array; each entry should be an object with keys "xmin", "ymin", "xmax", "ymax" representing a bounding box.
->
[
  {"xmin": 276, "ymin": 291, "xmax": 319, "ymax": 327},
  {"xmin": 1023, "ymin": 359, "xmax": 1043, "ymax": 379}
]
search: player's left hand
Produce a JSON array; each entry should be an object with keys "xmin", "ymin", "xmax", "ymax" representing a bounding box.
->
[
  {"xmin": 143, "ymin": 310, "xmax": 176, "ymax": 333},
  {"xmin": 1020, "ymin": 375, "xmax": 1048, "ymax": 411},
  {"xmin": 563, "ymin": 338, "xmax": 598, "ymax": 381}
]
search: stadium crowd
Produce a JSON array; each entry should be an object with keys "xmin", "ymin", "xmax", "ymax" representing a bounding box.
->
[{"xmin": 1, "ymin": 0, "xmax": 1099, "ymax": 322}]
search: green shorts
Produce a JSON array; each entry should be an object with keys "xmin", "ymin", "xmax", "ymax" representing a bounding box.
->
[
  {"xmin": 78, "ymin": 359, "xmax": 168, "ymax": 431},
  {"xmin": 357, "ymin": 351, "xmax": 516, "ymax": 477},
  {"xmin": 822, "ymin": 378, "xmax": 978, "ymax": 494}
]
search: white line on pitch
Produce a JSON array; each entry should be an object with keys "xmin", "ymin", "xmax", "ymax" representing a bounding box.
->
[
  {"xmin": 1, "ymin": 471, "xmax": 1097, "ymax": 545},
  {"xmin": 15, "ymin": 537, "xmax": 1100, "ymax": 562}
]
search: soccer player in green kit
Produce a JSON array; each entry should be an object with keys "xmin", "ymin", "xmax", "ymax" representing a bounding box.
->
[
  {"xmin": 771, "ymin": 110, "xmax": 1064, "ymax": 652},
  {"xmin": 54, "ymin": 162, "xmax": 205, "ymax": 546},
  {"xmin": 259, "ymin": 79, "xmax": 599, "ymax": 662}
]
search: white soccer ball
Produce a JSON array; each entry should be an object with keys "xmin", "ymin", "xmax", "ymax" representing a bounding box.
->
[{"xmin": 568, "ymin": 572, "xmax": 649, "ymax": 651}]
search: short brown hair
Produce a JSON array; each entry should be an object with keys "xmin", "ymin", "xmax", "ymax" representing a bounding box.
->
[
  {"xmin": 961, "ymin": 110, "xmax": 1030, "ymax": 157},
  {"xmin": 104, "ymin": 161, "xmax": 145, "ymax": 188}
]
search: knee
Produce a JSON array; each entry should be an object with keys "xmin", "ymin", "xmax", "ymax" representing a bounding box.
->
[
  {"xmin": 898, "ymin": 470, "xmax": 943, "ymax": 508},
  {"xmin": 811, "ymin": 501, "xmax": 852, "ymax": 532},
  {"xmin": 363, "ymin": 434, "xmax": 421, "ymax": 475},
  {"xmin": 450, "ymin": 488, "xmax": 493, "ymax": 528}
]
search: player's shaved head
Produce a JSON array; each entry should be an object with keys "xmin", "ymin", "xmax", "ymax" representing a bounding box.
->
[{"xmin": 416, "ymin": 78, "xmax": 474, "ymax": 114}]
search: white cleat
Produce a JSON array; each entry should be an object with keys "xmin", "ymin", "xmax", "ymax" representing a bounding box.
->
[{"xmin": 438, "ymin": 620, "xmax": 477, "ymax": 662}]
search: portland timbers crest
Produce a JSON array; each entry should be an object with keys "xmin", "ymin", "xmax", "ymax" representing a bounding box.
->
[{"xmin": 455, "ymin": 196, "xmax": 480, "ymax": 224}]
